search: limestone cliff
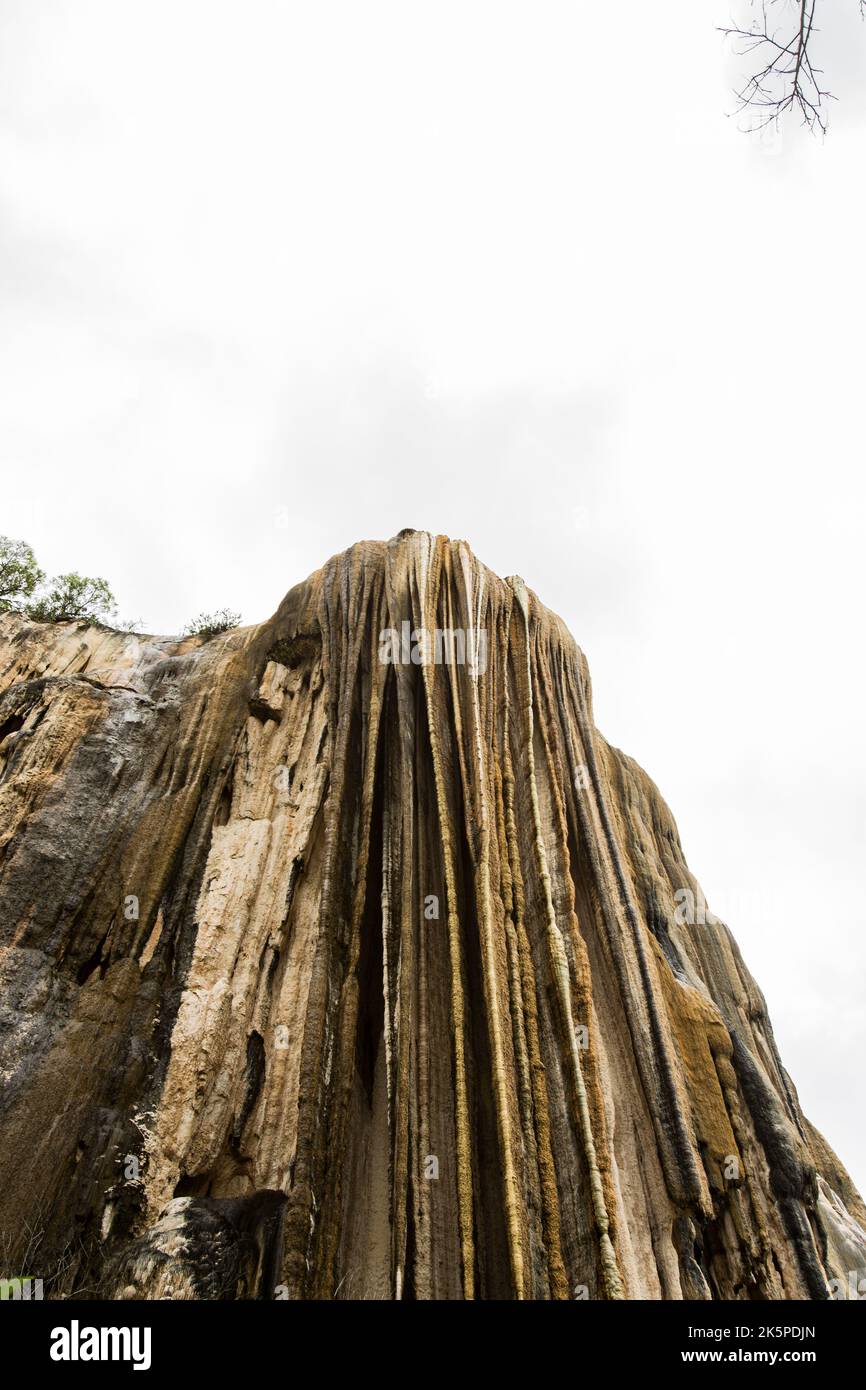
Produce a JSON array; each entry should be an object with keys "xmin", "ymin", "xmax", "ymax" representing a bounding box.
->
[{"xmin": 0, "ymin": 531, "xmax": 863, "ymax": 1300}]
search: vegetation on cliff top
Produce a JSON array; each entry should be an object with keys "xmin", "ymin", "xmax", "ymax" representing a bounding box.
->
[{"xmin": 0, "ymin": 535, "xmax": 240, "ymax": 639}]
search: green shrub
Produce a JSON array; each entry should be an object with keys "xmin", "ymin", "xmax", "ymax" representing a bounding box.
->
[
  {"xmin": 25, "ymin": 572, "xmax": 117, "ymax": 624},
  {"xmin": 0, "ymin": 537, "xmax": 44, "ymax": 613},
  {"xmin": 182, "ymin": 608, "xmax": 242, "ymax": 641}
]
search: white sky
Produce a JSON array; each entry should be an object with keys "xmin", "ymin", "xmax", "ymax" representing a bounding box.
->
[{"xmin": 1, "ymin": 2, "xmax": 864, "ymax": 1196}]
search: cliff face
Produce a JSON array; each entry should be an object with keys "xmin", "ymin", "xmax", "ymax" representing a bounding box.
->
[{"xmin": 0, "ymin": 530, "xmax": 863, "ymax": 1301}]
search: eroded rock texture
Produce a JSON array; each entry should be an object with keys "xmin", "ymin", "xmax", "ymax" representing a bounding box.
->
[{"xmin": 0, "ymin": 531, "xmax": 863, "ymax": 1300}]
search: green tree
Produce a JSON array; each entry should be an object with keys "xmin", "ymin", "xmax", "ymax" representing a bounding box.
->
[
  {"xmin": 0, "ymin": 536, "xmax": 44, "ymax": 613},
  {"xmin": 182, "ymin": 608, "xmax": 242, "ymax": 640},
  {"xmin": 26, "ymin": 572, "xmax": 117, "ymax": 624}
]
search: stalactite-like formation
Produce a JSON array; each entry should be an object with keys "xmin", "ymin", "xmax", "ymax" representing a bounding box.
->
[{"xmin": 0, "ymin": 530, "xmax": 863, "ymax": 1300}]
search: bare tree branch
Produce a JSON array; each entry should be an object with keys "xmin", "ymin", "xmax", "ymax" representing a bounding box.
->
[{"xmin": 721, "ymin": 0, "xmax": 834, "ymax": 134}]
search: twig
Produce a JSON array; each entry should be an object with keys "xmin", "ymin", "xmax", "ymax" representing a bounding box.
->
[{"xmin": 720, "ymin": 0, "xmax": 833, "ymax": 135}]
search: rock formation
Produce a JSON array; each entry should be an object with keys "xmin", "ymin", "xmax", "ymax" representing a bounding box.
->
[{"xmin": 0, "ymin": 530, "xmax": 863, "ymax": 1300}]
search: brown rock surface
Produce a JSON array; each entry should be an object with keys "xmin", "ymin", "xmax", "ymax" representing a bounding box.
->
[{"xmin": 0, "ymin": 531, "xmax": 863, "ymax": 1299}]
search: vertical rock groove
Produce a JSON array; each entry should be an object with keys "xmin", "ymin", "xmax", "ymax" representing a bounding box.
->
[{"xmin": 0, "ymin": 530, "xmax": 863, "ymax": 1300}]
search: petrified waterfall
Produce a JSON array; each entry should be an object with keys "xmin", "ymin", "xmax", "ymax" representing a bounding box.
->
[{"xmin": 1, "ymin": 530, "xmax": 863, "ymax": 1300}]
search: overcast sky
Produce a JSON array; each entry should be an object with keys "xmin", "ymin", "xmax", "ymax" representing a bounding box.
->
[{"xmin": 1, "ymin": 1, "xmax": 864, "ymax": 1195}]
